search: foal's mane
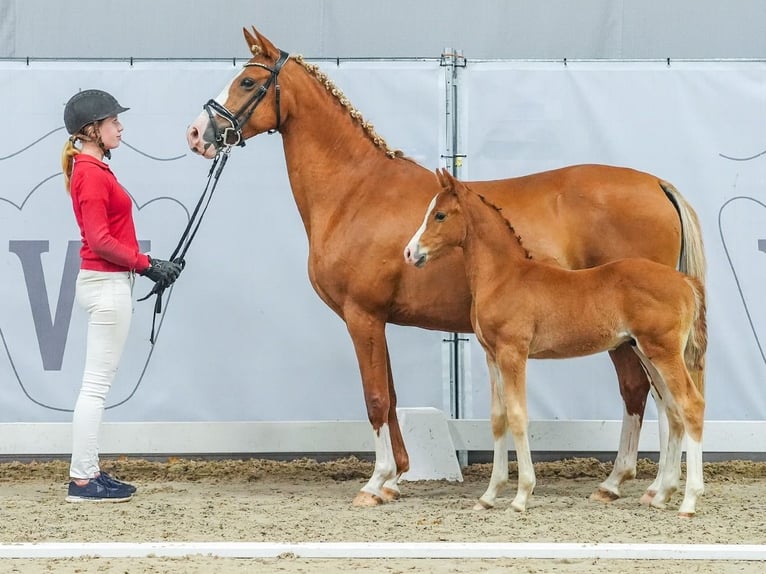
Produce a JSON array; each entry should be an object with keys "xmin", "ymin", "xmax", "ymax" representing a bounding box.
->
[
  {"xmin": 476, "ymin": 193, "xmax": 532, "ymax": 259},
  {"xmin": 292, "ymin": 55, "xmax": 407, "ymax": 160}
]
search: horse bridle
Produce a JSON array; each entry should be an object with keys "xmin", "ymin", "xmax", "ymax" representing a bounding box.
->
[
  {"xmin": 204, "ymin": 49, "xmax": 290, "ymax": 148},
  {"xmin": 138, "ymin": 50, "xmax": 290, "ymax": 344}
]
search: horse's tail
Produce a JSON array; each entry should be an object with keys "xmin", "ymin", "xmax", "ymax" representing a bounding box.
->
[
  {"xmin": 661, "ymin": 180, "xmax": 707, "ymax": 398},
  {"xmin": 683, "ymin": 276, "xmax": 707, "ymax": 398},
  {"xmin": 660, "ymin": 180, "xmax": 707, "ymax": 284}
]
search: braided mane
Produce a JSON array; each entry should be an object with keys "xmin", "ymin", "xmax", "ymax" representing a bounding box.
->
[
  {"xmin": 477, "ymin": 194, "xmax": 532, "ymax": 259},
  {"xmin": 292, "ymin": 55, "xmax": 404, "ymax": 159}
]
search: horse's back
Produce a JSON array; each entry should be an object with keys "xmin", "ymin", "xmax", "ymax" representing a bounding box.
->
[{"xmin": 469, "ymin": 164, "xmax": 682, "ymax": 270}]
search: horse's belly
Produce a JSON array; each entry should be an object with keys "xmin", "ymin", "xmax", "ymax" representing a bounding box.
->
[{"xmin": 528, "ymin": 333, "xmax": 629, "ymax": 360}]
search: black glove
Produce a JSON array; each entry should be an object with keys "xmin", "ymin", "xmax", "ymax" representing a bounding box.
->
[{"xmin": 140, "ymin": 257, "xmax": 183, "ymax": 286}]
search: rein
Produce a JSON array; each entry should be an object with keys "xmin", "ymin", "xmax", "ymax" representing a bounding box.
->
[
  {"xmin": 138, "ymin": 51, "xmax": 289, "ymax": 344},
  {"xmin": 138, "ymin": 146, "xmax": 232, "ymax": 344},
  {"xmin": 204, "ymin": 50, "xmax": 290, "ymax": 147}
]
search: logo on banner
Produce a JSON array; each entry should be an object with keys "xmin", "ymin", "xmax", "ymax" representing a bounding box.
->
[
  {"xmin": 718, "ymin": 147, "xmax": 766, "ymax": 369},
  {"xmin": 1, "ymin": 126, "xmax": 189, "ymax": 413}
]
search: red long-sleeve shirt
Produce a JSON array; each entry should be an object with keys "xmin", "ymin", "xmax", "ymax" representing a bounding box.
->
[{"xmin": 70, "ymin": 154, "xmax": 151, "ymax": 272}]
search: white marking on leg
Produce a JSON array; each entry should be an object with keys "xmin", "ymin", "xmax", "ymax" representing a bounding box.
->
[
  {"xmin": 510, "ymin": 427, "xmax": 535, "ymax": 512},
  {"xmin": 361, "ymin": 423, "xmax": 396, "ymax": 499},
  {"xmin": 678, "ymin": 434, "xmax": 704, "ymax": 516},
  {"xmin": 381, "ymin": 475, "xmax": 400, "ymax": 496},
  {"xmin": 478, "ymin": 434, "xmax": 508, "ymax": 509},
  {"xmin": 598, "ymin": 408, "xmax": 640, "ymax": 498},
  {"xmin": 647, "ymin": 387, "xmax": 670, "ymax": 495},
  {"xmin": 477, "ymin": 360, "xmax": 508, "ymax": 509}
]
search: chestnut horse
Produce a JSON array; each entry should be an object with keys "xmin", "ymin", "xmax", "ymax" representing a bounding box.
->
[
  {"xmin": 186, "ymin": 26, "xmax": 706, "ymax": 507},
  {"xmin": 405, "ymin": 169, "xmax": 706, "ymax": 516}
]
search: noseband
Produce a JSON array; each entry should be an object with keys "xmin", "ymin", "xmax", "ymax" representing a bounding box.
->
[{"xmin": 204, "ymin": 49, "xmax": 290, "ymax": 148}]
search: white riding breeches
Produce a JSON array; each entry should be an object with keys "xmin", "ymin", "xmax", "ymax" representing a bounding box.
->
[{"xmin": 70, "ymin": 270, "xmax": 133, "ymax": 479}]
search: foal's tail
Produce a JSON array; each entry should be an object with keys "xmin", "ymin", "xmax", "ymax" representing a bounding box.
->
[
  {"xmin": 683, "ymin": 276, "xmax": 707, "ymax": 397},
  {"xmin": 661, "ymin": 180, "xmax": 707, "ymax": 398}
]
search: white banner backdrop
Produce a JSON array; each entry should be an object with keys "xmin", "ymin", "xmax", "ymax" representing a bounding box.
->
[
  {"xmin": 0, "ymin": 59, "xmax": 447, "ymax": 423},
  {"xmin": 1, "ymin": 58, "xmax": 764, "ymax": 437},
  {"xmin": 461, "ymin": 60, "xmax": 766, "ymax": 423}
]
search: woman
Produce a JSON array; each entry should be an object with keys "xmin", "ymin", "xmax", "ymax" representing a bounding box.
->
[{"xmin": 61, "ymin": 89, "xmax": 182, "ymax": 502}]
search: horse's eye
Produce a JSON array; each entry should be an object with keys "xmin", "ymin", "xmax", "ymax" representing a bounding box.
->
[
  {"xmin": 240, "ymin": 77, "xmax": 256, "ymax": 89},
  {"xmin": 434, "ymin": 212, "xmax": 446, "ymax": 222}
]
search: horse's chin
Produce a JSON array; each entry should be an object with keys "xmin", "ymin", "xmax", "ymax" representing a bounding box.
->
[{"xmin": 199, "ymin": 142, "xmax": 218, "ymax": 159}]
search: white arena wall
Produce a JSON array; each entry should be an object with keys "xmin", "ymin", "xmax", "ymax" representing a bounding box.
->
[{"xmin": 0, "ymin": 56, "xmax": 764, "ymax": 457}]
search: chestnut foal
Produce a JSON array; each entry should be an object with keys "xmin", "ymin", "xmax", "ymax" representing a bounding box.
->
[{"xmin": 405, "ymin": 169, "xmax": 707, "ymax": 517}]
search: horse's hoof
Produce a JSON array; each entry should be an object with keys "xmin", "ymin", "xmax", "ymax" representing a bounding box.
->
[
  {"xmin": 473, "ymin": 499, "xmax": 493, "ymax": 511},
  {"xmin": 510, "ymin": 503, "xmax": 526, "ymax": 513},
  {"xmin": 639, "ymin": 490, "xmax": 657, "ymax": 506},
  {"xmin": 381, "ymin": 487, "xmax": 400, "ymax": 502},
  {"xmin": 352, "ymin": 491, "xmax": 384, "ymax": 507},
  {"xmin": 678, "ymin": 511, "xmax": 695, "ymax": 519},
  {"xmin": 590, "ymin": 488, "xmax": 620, "ymax": 503}
]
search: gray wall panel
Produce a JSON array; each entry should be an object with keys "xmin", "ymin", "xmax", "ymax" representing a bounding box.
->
[
  {"xmin": 622, "ymin": 2, "xmax": 766, "ymax": 58},
  {"xmin": 3, "ymin": 0, "xmax": 765, "ymax": 59},
  {"xmin": 0, "ymin": 0, "xmax": 13, "ymax": 57}
]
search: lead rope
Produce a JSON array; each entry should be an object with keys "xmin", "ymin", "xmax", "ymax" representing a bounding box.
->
[{"xmin": 138, "ymin": 146, "xmax": 232, "ymax": 344}]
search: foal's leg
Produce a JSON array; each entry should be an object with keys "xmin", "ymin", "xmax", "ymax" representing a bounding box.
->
[
  {"xmin": 497, "ymin": 346, "xmax": 535, "ymax": 512},
  {"xmin": 643, "ymin": 385, "xmax": 670, "ymax": 502},
  {"xmin": 475, "ymin": 357, "xmax": 509, "ymax": 510},
  {"xmin": 633, "ymin": 354, "xmax": 682, "ymax": 508},
  {"xmin": 652, "ymin": 360, "xmax": 705, "ymax": 517},
  {"xmin": 592, "ymin": 345, "xmax": 648, "ymax": 502},
  {"xmin": 344, "ymin": 308, "xmax": 400, "ymax": 506},
  {"xmin": 640, "ymin": 352, "xmax": 705, "ymax": 515}
]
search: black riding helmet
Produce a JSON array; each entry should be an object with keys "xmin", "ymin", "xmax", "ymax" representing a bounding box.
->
[{"xmin": 64, "ymin": 89, "xmax": 129, "ymax": 135}]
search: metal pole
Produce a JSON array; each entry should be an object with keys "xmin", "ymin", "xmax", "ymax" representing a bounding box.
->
[{"xmin": 440, "ymin": 48, "xmax": 468, "ymax": 466}]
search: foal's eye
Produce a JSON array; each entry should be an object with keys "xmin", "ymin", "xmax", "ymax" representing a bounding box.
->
[
  {"xmin": 240, "ymin": 77, "xmax": 256, "ymax": 89},
  {"xmin": 434, "ymin": 212, "xmax": 446, "ymax": 222}
]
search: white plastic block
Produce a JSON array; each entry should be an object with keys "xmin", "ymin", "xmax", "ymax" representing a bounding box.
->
[{"xmin": 397, "ymin": 407, "xmax": 463, "ymax": 482}]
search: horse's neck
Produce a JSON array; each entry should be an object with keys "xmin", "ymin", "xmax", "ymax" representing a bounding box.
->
[
  {"xmin": 461, "ymin": 195, "xmax": 529, "ymax": 285},
  {"xmin": 279, "ymin": 66, "xmax": 395, "ymax": 225}
]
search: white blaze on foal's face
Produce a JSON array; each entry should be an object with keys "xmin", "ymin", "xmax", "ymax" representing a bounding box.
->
[{"xmin": 404, "ymin": 195, "xmax": 438, "ymax": 267}]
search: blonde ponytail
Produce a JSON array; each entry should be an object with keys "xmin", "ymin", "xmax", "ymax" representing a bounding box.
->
[{"xmin": 61, "ymin": 137, "xmax": 80, "ymax": 194}]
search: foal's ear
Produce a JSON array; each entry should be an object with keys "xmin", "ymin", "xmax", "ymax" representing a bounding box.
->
[
  {"xmin": 436, "ymin": 167, "xmax": 457, "ymax": 190},
  {"xmin": 435, "ymin": 168, "xmax": 448, "ymax": 190},
  {"xmin": 436, "ymin": 168, "xmax": 458, "ymax": 192}
]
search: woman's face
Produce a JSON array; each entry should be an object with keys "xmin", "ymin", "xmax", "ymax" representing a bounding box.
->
[{"xmin": 98, "ymin": 116, "xmax": 123, "ymax": 150}]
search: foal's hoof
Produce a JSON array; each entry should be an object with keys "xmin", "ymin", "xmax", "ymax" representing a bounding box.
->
[
  {"xmin": 639, "ymin": 490, "xmax": 657, "ymax": 506},
  {"xmin": 678, "ymin": 511, "xmax": 695, "ymax": 519},
  {"xmin": 510, "ymin": 501, "xmax": 527, "ymax": 513},
  {"xmin": 381, "ymin": 487, "xmax": 401, "ymax": 502},
  {"xmin": 473, "ymin": 498, "xmax": 493, "ymax": 511},
  {"xmin": 590, "ymin": 488, "xmax": 620, "ymax": 503},
  {"xmin": 352, "ymin": 491, "xmax": 384, "ymax": 507}
]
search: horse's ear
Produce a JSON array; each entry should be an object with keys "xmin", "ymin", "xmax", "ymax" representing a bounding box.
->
[
  {"xmin": 243, "ymin": 27, "xmax": 260, "ymax": 56},
  {"xmin": 251, "ymin": 26, "xmax": 280, "ymax": 59}
]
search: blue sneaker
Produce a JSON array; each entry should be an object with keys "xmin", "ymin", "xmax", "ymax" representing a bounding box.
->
[
  {"xmin": 66, "ymin": 474, "xmax": 133, "ymax": 503},
  {"xmin": 99, "ymin": 471, "xmax": 137, "ymax": 494}
]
